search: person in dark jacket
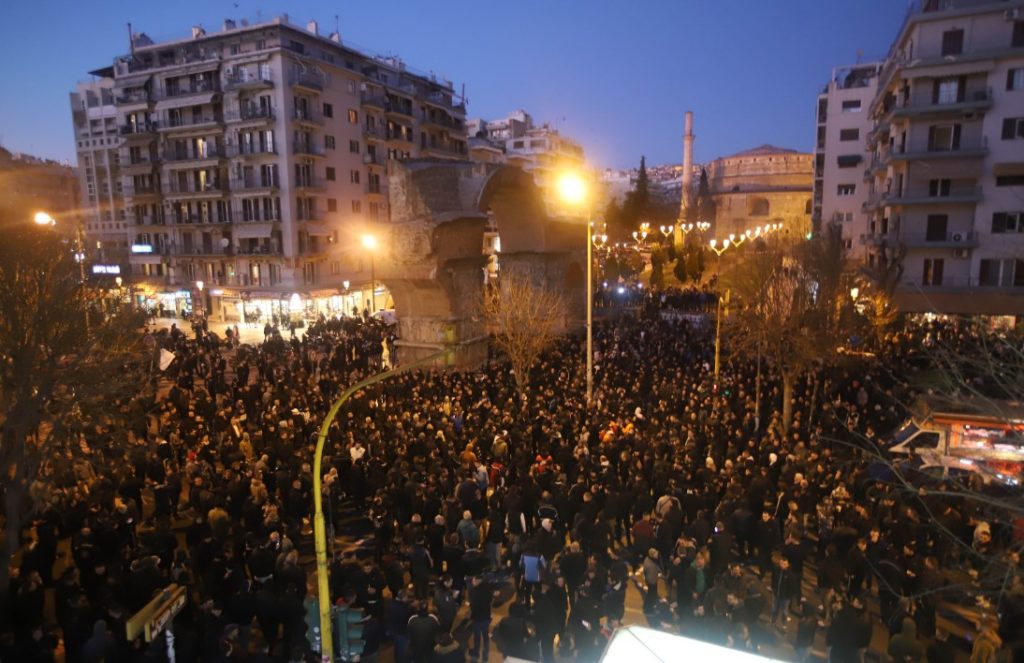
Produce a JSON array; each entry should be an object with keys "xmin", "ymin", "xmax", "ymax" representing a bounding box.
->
[
  {"xmin": 433, "ymin": 632, "xmax": 464, "ymax": 663},
  {"xmin": 407, "ymin": 602, "xmax": 441, "ymax": 663},
  {"xmin": 826, "ymin": 597, "xmax": 872, "ymax": 663},
  {"xmin": 887, "ymin": 616, "xmax": 925, "ymax": 662}
]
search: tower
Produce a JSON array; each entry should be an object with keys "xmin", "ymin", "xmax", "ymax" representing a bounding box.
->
[{"xmin": 676, "ymin": 111, "xmax": 694, "ymax": 246}]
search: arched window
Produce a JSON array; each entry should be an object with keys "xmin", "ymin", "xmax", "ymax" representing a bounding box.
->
[{"xmin": 748, "ymin": 197, "xmax": 769, "ymax": 216}]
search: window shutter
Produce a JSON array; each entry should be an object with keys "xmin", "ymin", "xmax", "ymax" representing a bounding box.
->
[
  {"xmin": 1004, "ymin": 118, "xmax": 1017, "ymax": 140},
  {"xmin": 928, "ymin": 126, "xmax": 937, "ymax": 149},
  {"xmin": 932, "ymin": 80, "xmax": 941, "ymax": 105},
  {"xmin": 952, "ymin": 124, "xmax": 961, "ymax": 149},
  {"xmin": 957, "ymin": 76, "xmax": 966, "ymax": 102},
  {"xmin": 992, "ymin": 212, "xmax": 1007, "ymax": 233},
  {"xmin": 1010, "ymin": 70, "xmax": 1017, "ymax": 91}
]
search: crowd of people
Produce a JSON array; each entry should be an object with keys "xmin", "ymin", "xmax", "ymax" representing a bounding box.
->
[{"xmin": 4, "ymin": 300, "xmax": 1023, "ymax": 663}]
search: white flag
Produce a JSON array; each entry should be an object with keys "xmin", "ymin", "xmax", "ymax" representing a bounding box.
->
[{"xmin": 159, "ymin": 348, "xmax": 177, "ymax": 371}]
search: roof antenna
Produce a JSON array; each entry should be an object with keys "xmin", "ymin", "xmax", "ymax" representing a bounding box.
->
[{"xmin": 127, "ymin": 22, "xmax": 135, "ymax": 57}]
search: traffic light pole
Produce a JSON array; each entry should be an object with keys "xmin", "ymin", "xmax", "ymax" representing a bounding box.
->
[{"xmin": 313, "ymin": 344, "xmax": 454, "ymax": 661}]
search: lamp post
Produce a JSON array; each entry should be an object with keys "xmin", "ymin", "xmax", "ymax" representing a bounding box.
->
[
  {"xmin": 659, "ymin": 225, "xmax": 674, "ymax": 245},
  {"xmin": 361, "ymin": 234, "xmax": 378, "ymax": 314},
  {"xmin": 195, "ymin": 280, "xmax": 204, "ymax": 319},
  {"xmin": 557, "ymin": 171, "xmax": 592, "ymax": 406},
  {"xmin": 708, "ymin": 238, "xmax": 733, "ymax": 391},
  {"xmin": 35, "ymin": 211, "xmax": 90, "ymax": 330}
]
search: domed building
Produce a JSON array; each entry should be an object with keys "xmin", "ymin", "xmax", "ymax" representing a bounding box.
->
[{"xmin": 706, "ymin": 145, "xmax": 813, "ymax": 239}]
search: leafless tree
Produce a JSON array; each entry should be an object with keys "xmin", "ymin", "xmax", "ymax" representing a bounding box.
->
[{"xmin": 482, "ymin": 271, "xmax": 567, "ymax": 404}]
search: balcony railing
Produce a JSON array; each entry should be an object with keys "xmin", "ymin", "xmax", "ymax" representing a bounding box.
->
[
  {"xmin": 161, "ymin": 114, "xmax": 223, "ymax": 130},
  {"xmin": 226, "ymin": 144, "xmax": 277, "ymax": 158},
  {"xmin": 162, "ymin": 146, "xmax": 224, "ymax": 162},
  {"xmin": 289, "ymin": 71, "xmax": 324, "ymax": 91},
  {"xmin": 170, "ymin": 214, "xmax": 231, "ymax": 225},
  {"xmin": 120, "ymin": 122, "xmax": 159, "ymax": 135},
  {"xmin": 363, "ymin": 153, "xmax": 385, "ymax": 166},
  {"xmin": 129, "ymin": 216, "xmax": 166, "ymax": 227},
  {"xmin": 364, "ymin": 126, "xmax": 384, "ymax": 139},
  {"xmin": 114, "ymin": 50, "xmax": 222, "ymax": 76},
  {"xmin": 115, "ymin": 90, "xmax": 151, "ymax": 105},
  {"xmin": 223, "ymin": 71, "xmax": 274, "ymax": 91},
  {"xmin": 901, "ymin": 230, "xmax": 980, "ymax": 248},
  {"xmin": 235, "ymin": 244, "xmax": 283, "ymax": 256},
  {"xmin": 230, "ymin": 176, "xmax": 280, "ymax": 191},
  {"xmin": 292, "ymin": 108, "xmax": 324, "ymax": 124},
  {"xmin": 892, "ymin": 87, "xmax": 993, "ymax": 117},
  {"xmin": 899, "ymin": 277, "xmax": 1024, "ymax": 290},
  {"xmin": 163, "ymin": 180, "xmax": 228, "ymax": 195},
  {"xmin": 859, "ymin": 232, "xmax": 900, "ymax": 246},
  {"xmin": 123, "ymin": 184, "xmax": 160, "ymax": 196},
  {"xmin": 386, "ymin": 130, "xmax": 413, "ymax": 143},
  {"xmin": 172, "ymin": 245, "xmax": 233, "ymax": 257},
  {"xmin": 294, "ymin": 177, "xmax": 324, "ymax": 189},
  {"xmin": 293, "ymin": 142, "xmax": 325, "ymax": 157},
  {"xmin": 887, "ymin": 136, "xmax": 988, "ymax": 161},
  {"xmin": 384, "ymin": 101, "xmax": 414, "ymax": 118},
  {"xmin": 157, "ymin": 79, "xmax": 219, "ymax": 99},
  {"xmin": 888, "ymin": 185, "xmax": 983, "ymax": 206},
  {"xmin": 224, "ymin": 106, "xmax": 276, "ymax": 122},
  {"xmin": 361, "ymin": 92, "xmax": 386, "ymax": 107}
]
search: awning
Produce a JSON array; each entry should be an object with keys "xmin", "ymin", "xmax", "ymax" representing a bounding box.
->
[
  {"xmin": 156, "ymin": 93, "xmax": 216, "ymax": 110},
  {"xmin": 837, "ymin": 154, "xmax": 863, "ymax": 168},
  {"xmin": 904, "ymin": 60, "xmax": 995, "ymax": 79},
  {"xmin": 233, "ymin": 223, "xmax": 276, "ymax": 239},
  {"xmin": 303, "ymin": 222, "xmax": 334, "ymax": 236},
  {"xmin": 993, "ymin": 162, "xmax": 1024, "ymax": 176}
]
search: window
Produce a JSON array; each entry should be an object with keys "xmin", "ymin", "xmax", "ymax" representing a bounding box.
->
[
  {"xmin": 992, "ymin": 212, "xmax": 1024, "ymax": 233},
  {"xmin": 841, "ymin": 100, "xmax": 861, "ymax": 112},
  {"xmin": 837, "ymin": 155, "xmax": 862, "ymax": 168},
  {"xmin": 927, "ymin": 124, "xmax": 960, "ymax": 151},
  {"xmin": 327, "ymin": 198, "xmax": 338, "ymax": 212},
  {"xmin": 934, "ymin": 77, "xmax": 961, "ymax": 104},
  {"xmin": 325, "ymin": 135, "xmax": 336, "ymax": 150},
  {"xmin": 351, "ymin": 200, "xmax": 362, "ymax": 213},
  {"xmin": 326, "ymin": 167, "xmax": 336, "ymax": 181},
  {"xmin": 837, "ymin": 184, "xmax": 856, "ymax": 196},
  {"xmin": 941, "ymin": 29, "xmax": 964, "ymax": 56},
  {"xmin": 979, "ymin": 259, "xmax": 1024, "ymax": 287},
  {"xmin": 1008, "ymin": 69, "xmax": 1024, "ymax": 91},
  {"xmin": 1013, "ymin": 20, "xmax": 1024, "ymax": 47},
  {"xmin": 928, "ymin": 179, "xmax": 951, "ymax": 197},
  {"xmin": 513, "ymin": 140, "xmax": 524, "ymax": 148},
  {"xmin": 922, "ymin": 258, "xmax": 944, "ymax": 286},
  {"xmin": 323, "ymin": 103, "xmax": 333, "ymax": 118},
  {"xmin": 347, "ymin": 80, "xmax": 356, "ymax": 93},
  {"xmin": 348, "ymin": 109, "xmax": 358, "ymax": 124},
  {"xmin": 996, "ymin": 174, "xmax": 1024, "ymax": 186},
  {"xmin": 1001, "ymin": 117, "xmax": 1024, "ymax": 140},
  {"xmin": 839, "ymin": 128, "xmax": 859, "ymax": 141},
  {"xmin": 350, "ymin": 170, "xmax": 360, "ymax": 184},
  {"xmin": 926, "ymin": 214, "xmax": 948, "ymax": 241},
  {"xmin": 349, "ymin": 140, "xmax": 360, "ymax": 154}
]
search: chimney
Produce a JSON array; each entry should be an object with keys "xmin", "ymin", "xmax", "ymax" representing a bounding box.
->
[
  {"xmin": 680, "ymin": 111, "xmax": 694, "ymax": 222},
  {"xmin": 306, "ymin": 20, "xmax": 318, "ymax": 35},
  {"xmin": 328, "ymin": 32, "xmax": 341, "ymax": 43},
  {"xmin": 191, "ymin": 25, "xmax": 206, "ymax": 39},
  {"xmin": 223, "ymin": 19, "xmax": 236, "ymax": 32}
]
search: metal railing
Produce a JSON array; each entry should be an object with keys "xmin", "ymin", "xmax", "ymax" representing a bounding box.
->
[
  {"xmin": 230, "ymin": 176, "xmax": 280, "ymax": 190},
  {"xmin": 161, "ymin": 114, "xmax": 222, "ymax": 129},
  {"xmin": 292, "ymin": 108, "xmax": 324, "ymax": 124},
  {"xmin": 361, "ymin": 92, "xmax": 386, "ymax": 107},
  {"xmin": 224, "ymin": 106, "xmax": 276, "ymax": 122},
  {"xmin": 289, "ymin": 71, "xmax": 325, "ymax": 90},
  {"xmin": 902, "ymin": 230, "xmax": 980, "ymax": 246},
  {"xmin": 223, "ymin": 71, "xmax": 274, "ymax": 90},
  {"xmin": 162, "ymin": 180, "xmax": 228, "ymax": 195},
  {"xmin": 294, "ymin": 177, "xmax": 324, "ymax": 189},
  {"xmin": 115, "ymin": 90, "xmax": 151, "ymax": 105},
  {"xmin": 225, "ymin": 144, "xmax": 278, "ymax": 158},
  {"xmin": 120, "ymin": 122, "xmax": 159, "ymax": 135},
  {"xmin": 157, "ymin": 79, "xmax": 219, "ymax": 99},
  {"xmin": 123, "ymin": 184, "xmax": 160, "ymax": 196},
  {"xmin": 162, "ymin": 146, "xmax": 224, "ymax": 161},
  {"xmin": 293, "ymin": 142, "xmax": 325, "ymax": 156}
]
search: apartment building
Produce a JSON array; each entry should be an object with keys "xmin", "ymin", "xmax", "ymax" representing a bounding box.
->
[
  {"xmin": 467, "ymin": 110, "xmax": 585, "ymax": 216},
  {"xmin": 862, "ymin": 0, "xmax": 1024, "ymax": 317},
  {"xmin": 69, "ymin": 78, "xmax": 130, "ymax": 270},
  {"xmin": 73, "ymin": 15, "xmax": 467, "ymax": 321},
  {"xmin": 812, "ymin": 63, "xmax": 882, "ymax": 259}
]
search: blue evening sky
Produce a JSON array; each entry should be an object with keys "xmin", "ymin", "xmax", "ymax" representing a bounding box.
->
[{"xmin": 0, "ymin": 0, "xmax": 908, "ymax": 169}]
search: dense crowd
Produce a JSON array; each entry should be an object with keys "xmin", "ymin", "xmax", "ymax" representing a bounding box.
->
[{"xmin": 4, "ymin": 302, "xmax": 1023, "ymax": 663}]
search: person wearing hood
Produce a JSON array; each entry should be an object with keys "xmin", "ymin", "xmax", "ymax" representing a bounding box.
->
[
  {"xmin": 433, "ymin": 632, "xmax": 465, "ymax": 663},
  {"xmin": 887, "ymin": 616, "xmax": 925, "ymax": 662}
]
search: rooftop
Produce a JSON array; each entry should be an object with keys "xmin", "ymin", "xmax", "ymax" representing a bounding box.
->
[{"xmin": 725, "ymin": 144, "xmax": 803, "ymax": 159}]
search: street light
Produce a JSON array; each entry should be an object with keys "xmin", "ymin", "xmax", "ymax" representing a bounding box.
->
[
  {"xmin": 557, "ymin": 170, "xmax": 595, "ymax": 406},
  {"xmin": 362, "ymin": 233, "xmax": 378, "ymax": 314},
  {"xmin": 195, "ymin": 280, "xmax": 205, "ymax": 319},
  {"xmin": 659, "ymin": 225, "xmax": 674, "ymax": 243}
]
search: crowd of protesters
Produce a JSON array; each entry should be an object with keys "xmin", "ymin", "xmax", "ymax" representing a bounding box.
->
[{"xmin": 4, "ymin": 299, "xmax": 1023, "ymax": 663}]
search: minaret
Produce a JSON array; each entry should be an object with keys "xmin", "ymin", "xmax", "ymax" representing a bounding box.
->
[{"xmin": 676, "ymin": 111, "xmax": 694, "ymax": 246}]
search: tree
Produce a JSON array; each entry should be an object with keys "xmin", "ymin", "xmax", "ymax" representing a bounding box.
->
[
  {"xmin": 482, "ymin": 272, "xmax": 567, "ymax": 404},
  {"xmin": 857, "ymin": 243, "xmax": 905, "ymax": 346},
  {"xmin": 617, "ymin": 156, "xmax": 653, "ymax": 240},
  {"xmin": 0, "ymin": 218, "xmax": 149, "ymax": 614},
  {"xmin": 673, "ymin": 251, "xmax": 689, "ymax": 284},
  {"xmin": 603, "ymin": 198, "xmax": 627, "ymax": 244},
  {"xmin": 686, "ymin": 168, "xmax": 716, "ymax": 226}
]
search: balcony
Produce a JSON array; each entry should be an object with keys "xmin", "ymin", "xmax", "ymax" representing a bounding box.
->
[
  {"xmin": 158, "ymin": 114, "xmax": 223, "ymax": 133},
  {"xmin": 230, "ymin": 176, "xmax": 280, "ymax": 192},
  {"xmin": 169, "ymin": 214, "xmax": 229, "ymax": 226},
  {"xmin": 421, "ymin": 113, "xmax": 463, "ymax": 132},
  {"xmin": 386, "ymin": 130, "xmax": 414, "ymax": 144},
  {"xmin": 226, "ymin": 144, "xmax": 278, "ymax": 159},
  {"xmin": 114, "ymin": 50, "xmax": 222, "ymax": 76},
  {"xmin": 866, "ymin": 122, "xmax": 890, "ymax": 148},
  {"xmin": 161, "ymin": 146, "xmax": 225, "ymax": 163},
  {"xmin": 224, "ymin": 106, "xmax": 276, "ymax": 123},
  {"xmin": 235, "ymin": 244, "xmax": 283, "ymax": 256},
  {"xmin": 901, "ymin": 230, "xmax": 980, "ymax": 249},
  {"xmin": 385, "ymin": 101, "xmax": 415, "ymax": 120},
  {"xmin": 363, "ymin": 153, "xmax": 385, "ymax": 166},
  {"xmin": 173, "ymin": 245, "xmax": 233, "ymax": 257},
  {"xmin": 293, "ymin": 142, "xmax": 325, "ymax": 157},
  {"xmin": 361, "ymin": 92, "xmax": 386, "ymax": 109},
  {"xmin": 162, "ymin": 180, "xmax": 229, "ymax": 197},
  {"xmin": 859, "ymin": 232, "xmax": 900, "ymax": 246},
  {"xmin": 223, "ymin": 71, "xmax": 274, "ymax": 91},
  {"xmin": 123, "ymin": 183, "xmax": 161, "ymax": 198},
  {"xmin": 115, "ymin": 90, "xmax": 152, "ymax": 106},
  {"xmin": 888, "ymin": 185, "xmax": 982, "ymax": 207},
  {"xmin": 289, "ymin": 71, "xmax": 324, "ymax": 92},
  {"xmin": 156, "ymin": 79, "xmax": 219, "ymax": 101},
  {"xmin": 294, "ymin": 177, "xmax": 324, "ymax": 191},
  {"xmin": 292, "ymin": 108, "xmax": 324, "ymax": 126},
  {"xmin": 892, "ymin": 87, "xmax": 993, "ymax": 119},
  {"xmin": 121, "ymin": 154, "xmax": 156, "ymax": 172},
  {"xmin": 887, "ymin": 137, "xmax": 988, "ymax": 162},
  {"xmin": 120, "ymin": 122, "xmax": 159, "ymax": 137},
  {"xmin": 364, "ymin": 126, "xmax": 385, "ymax": 141}
]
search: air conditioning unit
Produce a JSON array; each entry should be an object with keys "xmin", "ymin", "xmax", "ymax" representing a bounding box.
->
[
  {"xmin": 952, "ymin": 232, "xmax": 964, "ymax": 242},
  {"xmin": 953, "ymin": 248, "xmax": 970, "ymax": 258},
  {"xmin": 1005, "ymin": 8, "xmax": 1021, "ymax": 20}
]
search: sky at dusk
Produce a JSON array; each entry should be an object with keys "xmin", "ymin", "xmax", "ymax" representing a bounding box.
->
[{"xmin": 0, "ymin": 0, "xmax": 910, "ymax": 170}]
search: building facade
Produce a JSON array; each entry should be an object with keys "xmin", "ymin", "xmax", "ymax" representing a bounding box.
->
[
  {"xmin": 812, "ymin": 63, "xmax": 882, "ymax": 259},
  {"xmin": 466, "ymin": 110, "xmax": 585, "ymax": 216},
  {"xmin": 72, "ymin": 15, "xmax": 467, "ymax": 321},
  {"xmin": 706, "ymin": 145, "xmax": 813, "ymax": 239},
  {"xmin": 863, "ymin": 0, "xmax": 1024, "ymax": 316}
]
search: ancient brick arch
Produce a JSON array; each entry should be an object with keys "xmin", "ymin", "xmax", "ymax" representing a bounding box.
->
[{"xmin": 379, "ymin": 160, "xmax": 583, "ymax": 367}]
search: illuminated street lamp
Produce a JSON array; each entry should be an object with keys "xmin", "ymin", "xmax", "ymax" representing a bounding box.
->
[
  {"xmin": 362, "ymin": 233, "xmax": 378, "ymax": 314},
  {"xmin": 659, "ymin": 225, "xmax": 674, "ymax": 243},
  {"xmin": 34, "ymin": 211, "xmax": 90, "ymax": 330},
  {"xmin": 557, "ymin": 171, "xmax": 595, "ymax": 406}
]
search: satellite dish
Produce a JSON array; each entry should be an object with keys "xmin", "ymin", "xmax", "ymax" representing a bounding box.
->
[{"xmin": 220, "ymin": 238, "xmax": 230, "ymax": 247}]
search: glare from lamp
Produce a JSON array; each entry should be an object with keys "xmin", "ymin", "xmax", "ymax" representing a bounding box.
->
[{"xmin": 556, "ymin": 172, "xmax": 587, "ymax": 206}]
